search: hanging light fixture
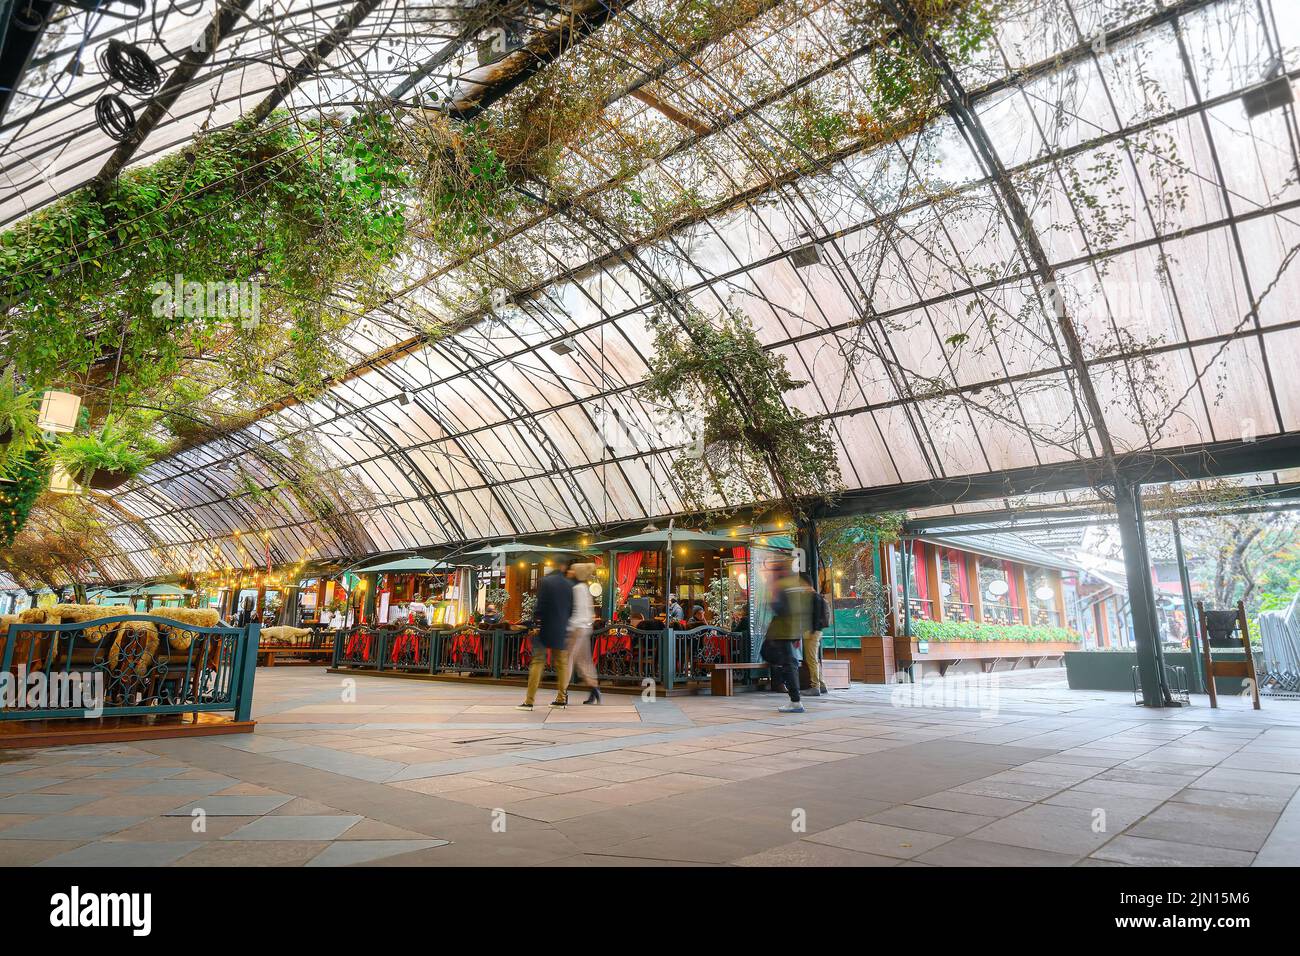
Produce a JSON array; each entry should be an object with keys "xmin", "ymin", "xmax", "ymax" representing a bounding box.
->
[{"xmin": 49, "ymin": 464, "xmax": 79, "ymax": 495}]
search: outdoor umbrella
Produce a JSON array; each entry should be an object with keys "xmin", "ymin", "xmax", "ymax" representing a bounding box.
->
[
  {"xmin": 348, "ymin": 556, "xmax": 452, "ymax": 574},
  {"xmin": 593, "ymin": 529, "xmax": 739, "ymax": 550},
  {"xmin": 456, "ymin": 543, "xmax": 587, "ymax": 567}
]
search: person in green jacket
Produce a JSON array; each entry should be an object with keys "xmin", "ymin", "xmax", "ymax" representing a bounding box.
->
[{"xmin": 762, "ymin": 558, "xmax": 814, "ymax": 714}]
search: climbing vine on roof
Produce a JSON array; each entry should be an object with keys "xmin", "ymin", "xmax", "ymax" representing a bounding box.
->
[
  {"xmin": 644, "ymin": 302, "xmax": 842, "ymax": 520},
  {"xmin": 0, "ymin": 111, "xmax": 408, "ymax": 409}
]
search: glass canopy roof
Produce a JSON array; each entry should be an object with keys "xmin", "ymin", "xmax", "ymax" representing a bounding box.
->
[{"xmin": 3, "ymin": 0, "xmax": 1299, "ymax": 584}]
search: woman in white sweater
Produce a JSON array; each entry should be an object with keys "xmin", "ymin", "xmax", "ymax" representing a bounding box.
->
[{"xmin": 565, "ymin": 561, "xmax": 600, "ymax": 705}]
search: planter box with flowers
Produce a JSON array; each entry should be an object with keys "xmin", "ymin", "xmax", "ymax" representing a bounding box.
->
[{"xmin": 902, "ymin": 619, "xmax": 1083, "ymax": 672}]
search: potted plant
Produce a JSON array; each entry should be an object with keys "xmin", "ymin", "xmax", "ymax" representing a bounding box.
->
[
  {"xmin": 0, "ymin": 365, "xmax": 41, "ymax": 477},
  {"xmin": 52, "ymin": 422, "xmax": 154, "ymax": 491}
]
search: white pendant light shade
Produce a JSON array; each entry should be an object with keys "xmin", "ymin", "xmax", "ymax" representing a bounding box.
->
[
  {"xmin": 37, "ymin": 391, "xmax": 81, "ymax": 434},
  {"xmin": 49, "ymin": 463, "xmax": 79, "ymax": 494}
]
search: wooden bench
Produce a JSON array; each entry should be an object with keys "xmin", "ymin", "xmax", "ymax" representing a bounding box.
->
[
  {"xmin": 704, "ymin": 662, "xmax": 770, "ymax": 697},
  {"xmin": 258, "ymin": 646, "xmax": 333, "ymax": 667}
]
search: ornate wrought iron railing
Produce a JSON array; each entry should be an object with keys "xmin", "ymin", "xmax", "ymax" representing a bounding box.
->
[
  {"xmin": 331, "ymin": 622, "xmax": 749, "ymax": 691},
  {"xmin": 433, "ymin": 625, "xmax": 496, "ymax": 676},
  {"xmin": 670, "ymin": 625, "xmax": 748, "ymax": 685},
  {"xmin": 591, "ymin": 625, "xmax": 660, "ymax": 682},
  {"xmin": 335, "ymin": 624, "xmax": 384, "ymax": 669},
  {"xmin": 0, "ymin": 615, "xmax": 259, "ymax": 721}
]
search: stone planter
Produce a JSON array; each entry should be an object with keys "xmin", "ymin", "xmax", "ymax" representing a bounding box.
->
[{"xmin": 1063, "ymin": 649, "xmax": 1262, "ymax": 695}]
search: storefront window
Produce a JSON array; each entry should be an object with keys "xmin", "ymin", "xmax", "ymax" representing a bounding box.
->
[
  {"xmin": 1027, "ymin": 569, "xmax": 1061, "ymax": 626},
  {"xmin": 977, "ymin": 558, "xmax": 1025, "ymax": 625},
  {"xmin": 894, "ymin": 542, "xmax": 934, "ymax": 621},
  {"xmin": 938, "ymin": 549, "xmax": 973, "ymax": 622}
]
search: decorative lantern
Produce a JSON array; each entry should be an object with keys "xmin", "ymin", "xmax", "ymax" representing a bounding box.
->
[{"xmin": 37, "ymin": 391, "xmax": 81, "ymax": 434}]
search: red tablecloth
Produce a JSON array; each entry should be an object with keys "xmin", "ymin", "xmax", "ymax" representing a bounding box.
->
[
  {"xmin": 390, "ymin": 631, "xmax": 420, "ymax": 662},
  {"xmin": 449, "ymin": 631, "xmax": 484, "ymax": 663},
  {"xmin": 593, "ymin": 632, "xmax": 632, "ymax": 656},
  {"xmin": 345, "ymin": 630, "xmax": 372, "ymax": 661}
]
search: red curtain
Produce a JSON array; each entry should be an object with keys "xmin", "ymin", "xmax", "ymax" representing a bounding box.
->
[
  {"xmin": 912, "ymin": 542, "xmax": 929, "ymax": 605},
  {"xmin": 615, "ymin": 551, "xmax": 645, "ymax": 605}
]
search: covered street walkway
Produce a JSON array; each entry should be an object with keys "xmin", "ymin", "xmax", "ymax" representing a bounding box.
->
[{"xmin": 2, "ymin": 667, "xmax": 1297, "ymax": 867}]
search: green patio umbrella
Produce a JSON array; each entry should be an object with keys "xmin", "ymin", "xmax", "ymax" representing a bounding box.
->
[
  {"xmin": 129, "ymin": 583, "xmax": 196, "ymax": 597},
  {"xmin": 348, "ymin": 556, "xmax": 452, "ymax": 574},
  {"xmin": 456, "ymin": 542, "xmax": 587, "ymax": 567},
  {"xmin": 593, "ymin": 529, "xmax": 740, "ymax": 550}
]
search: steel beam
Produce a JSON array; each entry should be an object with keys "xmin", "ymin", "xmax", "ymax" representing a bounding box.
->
[{"xmin": 1115, "ymin": 479, "xmax": 1171, "ymax": 707}]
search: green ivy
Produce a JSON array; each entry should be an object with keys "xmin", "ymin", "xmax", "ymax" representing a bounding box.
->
[
  {"xmin": 0, "ymin": 112, "xmax": 409, "ymax": 404},
  {"xmin": 911, "ymin": 618, "xmax": 1082, "ymax": 643},
  {"xmin": 644, "ymin": 302, "xmax": 842, "ymax": 518}
]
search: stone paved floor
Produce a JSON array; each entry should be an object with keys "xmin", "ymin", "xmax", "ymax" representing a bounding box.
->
[{"xmin": 2, "ymin": 667, "xmax": 1299, "ymax": 866}]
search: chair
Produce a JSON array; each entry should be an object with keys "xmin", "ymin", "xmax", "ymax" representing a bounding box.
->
[{"xmin": 1197, "ymin": 600, "xmax": 1261, "ymax": 709}]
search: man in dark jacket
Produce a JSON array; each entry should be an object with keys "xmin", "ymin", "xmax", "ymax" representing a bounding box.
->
[{"xmin": 517, "ymin": 565, "xmax": 574, "ymax": 710}]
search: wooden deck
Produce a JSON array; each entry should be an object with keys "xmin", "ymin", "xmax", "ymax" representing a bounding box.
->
[{"xmin": 0, "ymin": 712, "xmax": 255, "ymax": 749}]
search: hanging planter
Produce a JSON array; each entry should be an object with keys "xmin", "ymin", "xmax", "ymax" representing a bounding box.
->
[
  {"xmin": 82, "ymin": 468, "xmax": 134, "ymax": 492},
  {"xmin": 52, "ymin": 423, "xmax": 154, "ymax": 494}
]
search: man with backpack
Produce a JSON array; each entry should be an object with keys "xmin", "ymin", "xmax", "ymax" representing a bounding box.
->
[{"xmin": 804, "ymin": 583, "xmax": 831, "ymax": 696}]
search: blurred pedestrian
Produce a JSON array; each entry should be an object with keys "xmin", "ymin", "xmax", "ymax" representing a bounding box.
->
[
  {"xmin": 517, "ymin": 563, "xmax": 574, "ymax": 710},
  {"xmin": 760, "ymin": 557, "xmax": 813, "ymax": 714},
  {"xmin": 804, "ymin": 581, "xmax": 831, "ymax": 696},
  {"xmin": 565, "ymin": 561, "xmax": 600, "ymax": 705}
]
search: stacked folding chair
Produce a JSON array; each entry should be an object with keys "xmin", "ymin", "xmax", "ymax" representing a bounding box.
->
[{"xmin": 1257, "ymin": 592, "xmax": 1300, "ymax": 696}]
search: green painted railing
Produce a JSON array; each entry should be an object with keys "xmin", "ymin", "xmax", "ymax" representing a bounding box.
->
[{"xmin": 0, "ymin": 615, "xmax": 259, "ymax": 722}]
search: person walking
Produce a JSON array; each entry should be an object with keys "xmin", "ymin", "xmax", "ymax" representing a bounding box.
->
[
  {"xmin": 517, "ymin": 564, "xmax": 574, "ymax": 710},
  {"xmin": 761, "ymin": 557, "xmax": 814, "ymax": 714},
  {"xmin": 565, "ymin": 561, "xmax": 601, "ymax": 705},
  {"xmin": 803, "ymin": 581, "xmax": 831, "ymax": 696}
]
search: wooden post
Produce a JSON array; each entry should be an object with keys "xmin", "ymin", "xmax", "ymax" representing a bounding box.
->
[
  {"xmin": 1236, "ymin": 600, "xmax": 1260, "ymax": 710},
  {"xmin": 967, "ymin": 553, "xmax": 982, "ymax": 624},
  {"xmin": 1197, "ymin": 601, "xmax": 1217, "ymax": 708}
]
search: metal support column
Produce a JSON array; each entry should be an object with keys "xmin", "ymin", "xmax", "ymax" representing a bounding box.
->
[
  {"xmin": 1115, "ymin": 480, "xmax": 1172, "ymax": 707},
  {"xmin": 1171, "ymin": 518, "xmax": 1205, "ymax": 693},
  {"xmin": 362, "ymin": 573, "xmax": 377, "ymax": 625}
]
